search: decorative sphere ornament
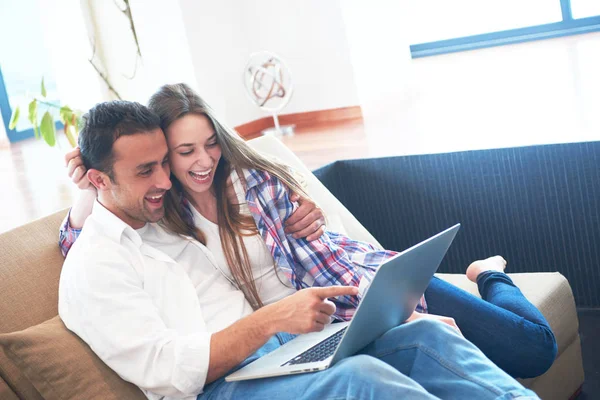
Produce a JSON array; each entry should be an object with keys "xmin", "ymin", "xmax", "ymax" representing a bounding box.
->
[{"xmin": 244, "ymin": 51, "xmax": 295, "ymax": 136}]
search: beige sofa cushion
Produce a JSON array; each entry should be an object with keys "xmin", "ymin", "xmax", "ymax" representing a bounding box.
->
[
  {"xmin": 0, "ymin": 210, "xmax": 69, "ymax": 399},
  {"xmin": 0, "ymin": 210, "xmax": 67, "ymax": 333},
  {"xmin": 521, "ymin": 336, "xmax": 585, "ymax": 400},
  {"xmin": 0, "ymin": 376, "xmax": 20, "ymax": 400},
  {"xmin": 0, "ymin": 347, "xmax": 42, "ymax": 399},
  {"xmin": 0, "ymin": 316, "xmax": 145, "ymax": 400}
]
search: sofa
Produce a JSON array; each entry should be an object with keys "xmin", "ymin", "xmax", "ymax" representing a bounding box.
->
[{"xmin": 0, "ymin": 136, "xmax": 585, "ymax": 399}]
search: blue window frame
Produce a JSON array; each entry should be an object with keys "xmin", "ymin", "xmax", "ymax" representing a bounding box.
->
[{"xmin": 410, "ymin": 0, "xmax": 600, "ymax": 58}]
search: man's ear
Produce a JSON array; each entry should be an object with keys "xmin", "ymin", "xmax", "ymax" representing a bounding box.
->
[{"xmin": 87, "ymin": 169, "xmax": 112, "ymax": 191}]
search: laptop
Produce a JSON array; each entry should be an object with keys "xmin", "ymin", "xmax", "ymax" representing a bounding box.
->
[{"xmin": 225, "ymin": 223, "xmax": 460, "ymax": 382}]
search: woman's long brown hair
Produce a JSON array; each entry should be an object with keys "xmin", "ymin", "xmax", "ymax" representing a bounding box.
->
[{"xmin": 148, "ymin": 83, "xmax": 307, "ymax": 310}]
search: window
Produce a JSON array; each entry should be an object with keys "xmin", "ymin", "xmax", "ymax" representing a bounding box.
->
[
  {"xmin": 571, "ymin": 0, "xmax": 600, "ymax": 19},
  {"xmin": 0, "ymin": 0, "xmax": 61, "ymax": 142},
  {"xmin": 409, "ymin": 0, "xmax": 600, "ymax": 58}
]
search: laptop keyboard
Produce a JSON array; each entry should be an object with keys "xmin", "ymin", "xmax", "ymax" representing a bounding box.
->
[{"xmin": 282, "ymin": 327, "xmax": 348, "ymax": 366}]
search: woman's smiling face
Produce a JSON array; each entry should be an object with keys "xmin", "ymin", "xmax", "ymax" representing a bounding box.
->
[{"xmin": 165, "ymin": 113, "xmax": 222, "ymax": 196}]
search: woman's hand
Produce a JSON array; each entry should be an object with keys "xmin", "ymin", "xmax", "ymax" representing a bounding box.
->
[
  {"xmin": 65, "ymin": 147, "xmax": 94, "ymax": 191},
  {"xmin": 285, "ymin": 192, "xmax": 326, "ymax": 241},
  {"xmin": 64, "ymin": 147, "xmax": 96, "ymax": 229},
  {"xmin": 406, "ymin": 311, "xmax": 463, "ymax": 336}
]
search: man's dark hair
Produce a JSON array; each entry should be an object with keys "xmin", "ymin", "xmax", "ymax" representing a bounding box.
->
[{"xmin": 78, "ymin": 101, "xmax": 161, "ymax": 181}]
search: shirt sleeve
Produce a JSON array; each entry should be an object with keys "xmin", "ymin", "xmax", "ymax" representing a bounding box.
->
[
  {"xmin": 248, "ymin": 174, "xmax": 400, "ymax": 320},
  {"xmin": 245, "ymin": 170, "xmax": 428, "ymax": 319},
  {"xmin": 59, "ymin": 244, "xmax": 211, "ymax": 397},
  {"xmin": 58, "ymin": 209, "xmax": 82, "ymax": 257}
]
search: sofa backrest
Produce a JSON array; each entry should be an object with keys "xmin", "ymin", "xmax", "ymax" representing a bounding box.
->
[
  {"xmin": 0, "ymin": 209, "xmax": 67, "ymax": 334},
  {"xmin": 313, "ymin": 141, "xmax": 600, "ymax": 308},
  {"xmin": 247, "ymin": 136, "xmax": 382, "ymax": 247}
]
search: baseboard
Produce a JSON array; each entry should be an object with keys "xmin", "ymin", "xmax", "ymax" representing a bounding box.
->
[{"xmin": 234, "ymin": 106, "xmax": 362, "ymax": 139}]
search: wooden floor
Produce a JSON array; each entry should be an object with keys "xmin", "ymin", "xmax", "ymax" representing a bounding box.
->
[{"xmin": 0, "ymin": 119, "xmax": 370, "ymax": 234}]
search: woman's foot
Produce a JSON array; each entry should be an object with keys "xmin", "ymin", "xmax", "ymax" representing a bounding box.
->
[{"xmin": 466, "ymin": 256, "xmax": 507, "ymax": 283}]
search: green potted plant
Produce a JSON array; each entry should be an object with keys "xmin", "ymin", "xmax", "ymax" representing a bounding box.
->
[{"xmin": 8, "ymin": 77, "xmax": 81, "ymax": 148}]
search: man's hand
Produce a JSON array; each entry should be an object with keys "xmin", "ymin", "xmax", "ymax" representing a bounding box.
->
[
  {"xmin": 285, "ymin": 192, "xmax": 326, "ymax": 241},
  {"xmin": 405, "ymin": 311, "xmax": 463, "ymax": 336},
  {"xmin": 65, "ymin": 147, "xmax": 94, "ymax": 191},
  {"xmin": 264, "ymin": 286, "xmax": 358, "ymax": 335}
]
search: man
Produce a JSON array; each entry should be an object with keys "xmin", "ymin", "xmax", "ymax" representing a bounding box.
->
[{"xmin": 59, "ymin": 101, "xmax": 538, "ymax": 400}]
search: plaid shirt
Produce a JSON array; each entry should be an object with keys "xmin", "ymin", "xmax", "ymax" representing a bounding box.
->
[
  {"xmin": 58, "ymin": 168, "xmax": 427, "ymax": 320},
  {"xmin": 59, "ymin": 216, "xmax": 81, "ymax": 257}
]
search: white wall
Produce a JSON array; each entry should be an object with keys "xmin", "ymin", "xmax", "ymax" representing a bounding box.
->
[
  {"xmin": 36, "ymin": 0, "xmax": 104, "ymax": 112},
  {"xmin": 175, "ymin": 1, "xmax": 248, "ymax": 124},
  {"xmin": 237, "ymin": 0, "xmax": 359, "ymax": 118},
  {"xmin": 75, "ymin": 0, "xmax": 360, "ymax": 127},
  {"xmin": 83, "ymin": 0, "xmax": 197, "ymax": 104},
  {"xmin": 32, "ymin": 0, "xmax": 359, "ymax": 129},
  {"xmin": 341, "ymin": 2, "xmax": 414, "ymax": 112},
  {"xmin": 129, "ymin": 0, "xmax": 198, "ymax": 101},
  {"xmin": 341, "ymin": 1, "xmax": 600, "ymax": 157},
  {"xmin": 84, "ymin": 0, "xmax": 358, "ymax": 126},
  {"xmin": 178, "ymin": 0, "xmax": 359, "ymax": 126}
]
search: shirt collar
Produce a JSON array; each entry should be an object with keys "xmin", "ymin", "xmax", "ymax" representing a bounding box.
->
[{"xmin": 90, "ymin": 200, "xmax": 144, "ymax": 247}]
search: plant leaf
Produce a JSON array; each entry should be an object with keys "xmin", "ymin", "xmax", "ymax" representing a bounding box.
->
[
  {"xmin": 41, "ymin": 77, "xmax": 47, "ymax": 98},
  {"xmin": 28, "ymin": 100, "xmax": 37, "ymax": 123},
  {"xmin": 40, "ymin": 111, "xmax": 56, "ymax": 146},
  {"xmin": 28, "ymin": 100, "xmax": 39, "ymax": 139},
  {"xmin": 65, "ymin": 123, "xmax": 77, "ymax": 148},
  {"xmin": 9, "ymin": 106, "xmax": 20, "ymax": 130},
  {"xmin": 59, "ymin": 105, "xmax": 73, "ymax": 124}
]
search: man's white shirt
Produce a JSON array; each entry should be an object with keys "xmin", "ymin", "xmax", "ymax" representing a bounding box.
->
[{"xmin": 58, "ymin": 201, "xmax": 253, "ymax": 400}]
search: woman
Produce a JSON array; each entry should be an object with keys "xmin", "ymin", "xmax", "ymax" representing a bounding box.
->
[{"xmin": 60, "ymin": 83, "xmax": 557, "ymax": 379}]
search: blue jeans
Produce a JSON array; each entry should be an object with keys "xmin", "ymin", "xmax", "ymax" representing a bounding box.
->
[
  {"xmin": 199, "ymin": 319, "xmax": 538, "ymax": 400},
  {"xmin": 425, "ymin": 272, "xmax": 558, "ymax": 378}
]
